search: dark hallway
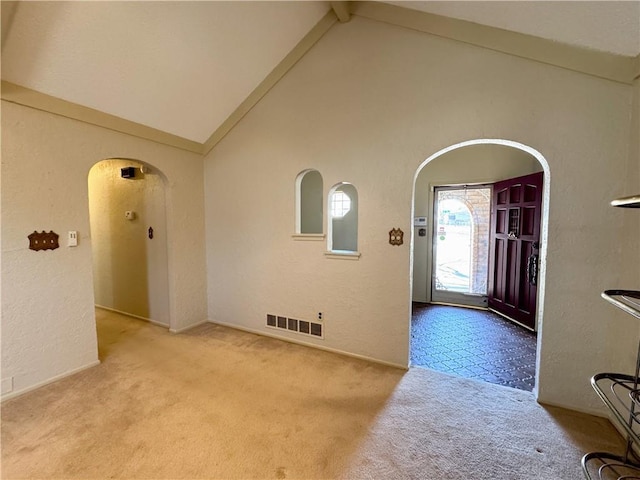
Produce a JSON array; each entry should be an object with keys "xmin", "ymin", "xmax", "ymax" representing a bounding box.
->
[{"xmin": 411, "ymin": 303, "xmax": 537, "ymax": 391}]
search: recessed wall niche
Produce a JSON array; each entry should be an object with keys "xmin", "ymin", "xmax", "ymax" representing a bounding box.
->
[{"xmin": 295, "ymin": 169, "xmax": 323, "ymax": 235}]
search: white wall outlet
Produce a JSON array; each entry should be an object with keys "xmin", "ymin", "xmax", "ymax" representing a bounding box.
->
[
  {"xmin": 68, "ymin": 231, "xmax": 78, "ymax": 247},
  {"xmin": 317, "ymin": 312, "xmax": 323, "ymax": 321},
  {"xmin": 125, "ymin": 211, "xmax": 136, "ymax": 220}
]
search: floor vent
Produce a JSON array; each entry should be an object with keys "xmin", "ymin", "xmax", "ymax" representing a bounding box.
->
[{"xmin": 266, "ymin": 314, "xmax": 323, "ymax": 338}]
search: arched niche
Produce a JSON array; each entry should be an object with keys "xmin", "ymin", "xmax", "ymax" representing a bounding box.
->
[{"xmin": 295, "ymin": 169, "xmax": 323, "ymax": 235}]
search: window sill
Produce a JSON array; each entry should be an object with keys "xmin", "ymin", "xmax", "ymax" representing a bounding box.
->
[
  {"xmin": 292, "ymin": 234, "xmax": 325, "ymax": 241},
  {"xmin": 324, "ymin": 250, "xmax": 361, "ymax": 260}
]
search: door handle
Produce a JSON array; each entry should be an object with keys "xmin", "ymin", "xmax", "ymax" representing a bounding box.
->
[
  {"xmin": 527, "ymin": 253, "xmax": 539, "ymax": 286},
  {"xmin": 508, "ymin": 231, "xmax": 518, "ymax": 239}
]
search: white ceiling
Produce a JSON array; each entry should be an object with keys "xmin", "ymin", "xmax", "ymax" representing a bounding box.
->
[
  {"xmin": 2, "ymin": 1, "xmax": 639, "ymax": 145},
  {"xmin": 1, "ymin": 1, "xmax": 331, "ymax": 143}
]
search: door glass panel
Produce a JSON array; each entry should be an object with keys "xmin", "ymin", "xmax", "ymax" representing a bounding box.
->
[{"xmin": 432, "ymin": 187, "xmax": 491, "ymax": 303}]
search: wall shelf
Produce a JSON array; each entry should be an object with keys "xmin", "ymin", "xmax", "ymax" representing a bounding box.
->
[
  {"xmin": 582, "ymin": 196, "xmax": 640, "ymax": 480},
  {"xmin": 602, "ymin": 290, "xmax": 640, "ymax": 320},
  {"xmin": 610, "ymin": 195, "xmax": 640, "ymax": 208},
  {"xmin": 582, "ymin": 452, "xmax": 640, "ymax": 479},
  {"xmin": 591, "ymin": 372, "xmax": 640, "ymax": 445}
]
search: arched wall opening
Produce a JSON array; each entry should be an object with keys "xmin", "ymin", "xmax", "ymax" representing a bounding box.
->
[
  {"xmin": 410, "ymin": 139, "xmax": 550, "ymax": 394},
  {"xmin": 88, "ymin": 158, "xmax": 171, "ymax": 329},
  {"xmin": 295, "ymin": 169, "xmax": 323, "ymax": 235}
]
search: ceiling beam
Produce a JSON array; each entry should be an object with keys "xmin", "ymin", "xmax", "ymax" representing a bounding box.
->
[
  {"xmin": 351, "ymin": 1, "xmax": 637, "ymax": 85},
  {"xmin": 1, "ymin": 81, "xmax": 204, "ymax": 154},
  {"xmin": 330, "ymin": 2, "xmax": 351, "ymax": 23}
]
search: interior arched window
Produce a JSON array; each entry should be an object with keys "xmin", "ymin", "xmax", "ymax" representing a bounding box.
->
[
  {"xmin": 331, "ymin": 191, "xmax": 351, "ymax": 218},
  {"xmin": 296, "ymin": 170, "xmax": 323, "ymax": 234},
  {"xmin": 328, "ymin": 183, "xmax": 358, "ymax": 252}
]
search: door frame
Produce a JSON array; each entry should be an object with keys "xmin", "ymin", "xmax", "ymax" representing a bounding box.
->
[
  {"xmin": 88, "ymin": 158, "xmax": 173, "ymax": 329},
  {"xmin": 410, "ymin": 138, "xmax": 550, "ymax": 395},
  {"xmin": 430, "ymin": 184, "xmax": 492, "ymax": 309}
]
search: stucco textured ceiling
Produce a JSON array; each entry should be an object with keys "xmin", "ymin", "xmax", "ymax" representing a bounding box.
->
[{"xmin": 1, "ymin": 1, "xmax": 639, "ymax": 144}]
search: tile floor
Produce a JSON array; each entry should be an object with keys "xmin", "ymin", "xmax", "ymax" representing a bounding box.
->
[{"xmin": 411, "ymin": 303, "xmax": 537, "ymax": 391}]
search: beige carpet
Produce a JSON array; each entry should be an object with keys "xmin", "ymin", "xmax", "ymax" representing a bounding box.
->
[{"xmin": 1, "ymin": 309, "xmax": 625, "ymax": 479}]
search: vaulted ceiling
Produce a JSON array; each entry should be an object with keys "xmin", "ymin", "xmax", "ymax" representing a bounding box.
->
[
  {"xmin": 1, "ymin": 1, "xmax": 331, "ymax": 143},
  {"xmin": 2, "ymin": 1, "xmax": 639, "ymax": 150}
]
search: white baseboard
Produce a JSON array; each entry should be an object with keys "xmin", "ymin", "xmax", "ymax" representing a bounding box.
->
[
  {"xmin": 208, "ymin": 319, "xmax": 409, "ymax": 370},
  {"xmin": 536, "ymin": 396, "xmax": 607, "ymax": 418},
  {"xmin": 537, "ymin": 396, "xmax": 631, "ymax": 445},
  {"xmin": 1, "ymin": 360, "xmax": 101, "ymax": 402},
  {"xmin": 538, "ymin": 400, "xmax": 640, "ymax": 446},
  {"xmin": 95, "ymin": 305, "xmax": 169, "ymax": 328},
  {"xmin": 169, "ymin": 320, "xmax": 209, "ymax": 334},
  {"xmin": 96, "ymin": 305, "xmax": 207, "ymax": 333}
]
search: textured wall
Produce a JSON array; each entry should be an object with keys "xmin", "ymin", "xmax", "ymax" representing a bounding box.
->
[
  {"xmin": 89, "ymin": 159, "xmax": 169, "ymax": 325},
  {"xmin": 1, "ymin": 102, "xmax": 207, "ymax": 399},
  {"xmin": 204, "ymin": 15, "xmax": 635, "ymax": 414}
]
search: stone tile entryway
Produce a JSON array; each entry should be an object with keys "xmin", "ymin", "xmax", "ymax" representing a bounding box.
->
[{"xmin": 411, "ymin": 303, "xmax": 537, "ymax": 391}]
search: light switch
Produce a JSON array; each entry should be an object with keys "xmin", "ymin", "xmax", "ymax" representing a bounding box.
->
[
  {"xmin": 68, "ymin": 231, "xmax": 78, "ymax": 247},
  {"xmin": 125, "ymin": 211, "xmax": 136, "ymax": 220}
]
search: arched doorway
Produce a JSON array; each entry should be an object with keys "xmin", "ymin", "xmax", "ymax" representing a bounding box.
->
[
  {"xmin": 410, "ymin": 139, "xmax": 550, "ymax": 393},
  {"xmin": 88, "ymin": 159, "xmax": 171, "ymax": 328}
]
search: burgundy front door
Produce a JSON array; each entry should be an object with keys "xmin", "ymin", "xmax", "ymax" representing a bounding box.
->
[{"xmin": 488, "ymin": 172, "xmax": 543, "ymax": 330}]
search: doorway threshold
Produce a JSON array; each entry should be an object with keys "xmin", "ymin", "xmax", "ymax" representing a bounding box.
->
[
  {"xmin": 429, "ymin": 301, "xmax": 488, "ymax": 312},
  {"xmin": 488, "ymin": 308, "xmax": 536, "ymax": 332}
]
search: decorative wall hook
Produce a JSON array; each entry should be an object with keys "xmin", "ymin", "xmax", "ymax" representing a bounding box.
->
[
  {"xmin": 28, "ymin": 230, "xmax": 59, "ymax": 251},
  {"xmin": 389, "ymin": 228, "xmax": 404, "ymax": 246}
]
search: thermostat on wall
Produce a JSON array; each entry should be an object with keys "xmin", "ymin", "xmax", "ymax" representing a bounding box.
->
[{"xmin": 414, "ymin": 216, "xmax": 427, "ymax": 227}]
